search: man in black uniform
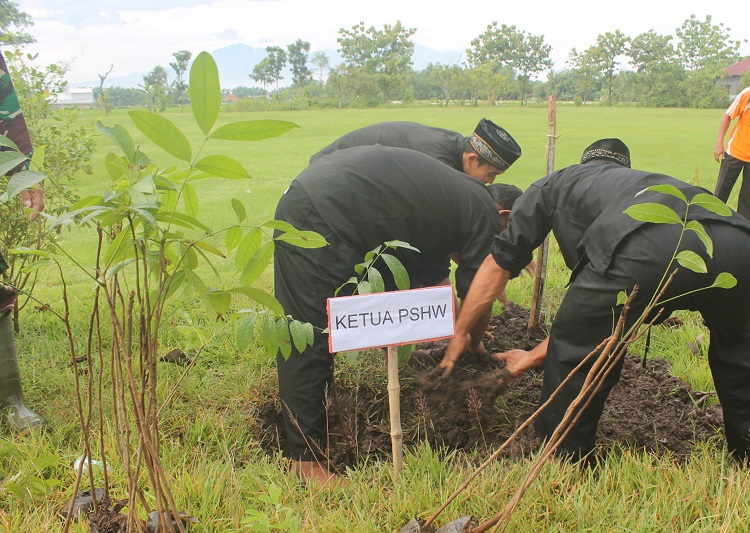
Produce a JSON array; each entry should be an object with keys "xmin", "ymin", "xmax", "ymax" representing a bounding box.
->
[
  {"xmin": 310, "ymin": 119, "xmax": 522, "ymax": 185},
  {"xmin": 275, "ymin": 145, "xmax": 507, "ymax": 484},
  {"xmin": 440, "ymin": 138, "xmax": 750, "ymax": 462}
]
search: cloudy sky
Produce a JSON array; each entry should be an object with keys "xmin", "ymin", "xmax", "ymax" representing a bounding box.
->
[{"xmin": 16, "ymin": 0, "xmax": 750, "ymax": 87}]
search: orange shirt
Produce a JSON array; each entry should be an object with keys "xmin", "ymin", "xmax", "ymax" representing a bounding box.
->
[{"xmin": 726, "ymin": 87, "xmax": 750, "ymax": 163}]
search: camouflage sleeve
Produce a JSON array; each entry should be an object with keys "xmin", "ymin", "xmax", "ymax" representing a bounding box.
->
[{"xmin": 0, "ymin": 53, "xmax": 33, "ymax": 167}]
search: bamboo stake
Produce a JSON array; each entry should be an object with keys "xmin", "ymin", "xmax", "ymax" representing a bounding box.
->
[
  {"xmin": 387, "ymin": 345, "xmax": 404, "ymax": 481},
  {"xmin": 528, "ymin": 95, "xmax": 557, "ymax": 332}
]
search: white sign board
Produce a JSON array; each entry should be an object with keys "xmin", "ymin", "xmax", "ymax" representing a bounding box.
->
[{"xmin": 327, "ymin": 286, "xmax": 455, "ymax": 353}]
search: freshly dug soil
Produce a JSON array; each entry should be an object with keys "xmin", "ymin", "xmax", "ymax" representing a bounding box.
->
[{"xmin": 253, "ymin": 303, "xmax": 724, "ymax": 472}]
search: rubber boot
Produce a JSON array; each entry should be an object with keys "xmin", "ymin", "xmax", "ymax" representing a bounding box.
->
[{"xmin": 0, "ymin": 313, "xmax": 42, "ymax": 431}]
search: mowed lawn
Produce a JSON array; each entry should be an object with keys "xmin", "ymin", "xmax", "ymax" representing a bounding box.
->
[{"xmin": 5, "ymin": 103, "xmax": 749, "ymax": 533}]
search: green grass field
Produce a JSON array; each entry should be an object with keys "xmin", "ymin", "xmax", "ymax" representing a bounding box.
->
[{"xmin": 2, "ymin": 104, "xmax": 748, "ymax": 532}]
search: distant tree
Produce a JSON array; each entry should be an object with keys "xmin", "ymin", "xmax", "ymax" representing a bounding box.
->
[
  {"xmin": 514, "ymin": 32, "xmax": 552, "ymax": 105},
  {"xmin": 467, "ymin": 22, "xmax": 520, "ymax": 75},
  {"xmin": 675, "ymin": 14, "xmax": 741, "ymax": 72},
  {"xmin": 337, "ymin": 20, "xmax": 416, "ymax": 101},
  {"xmin": 141, "ymin": 65, "xmax": 169, "ymax": 112},
  {"xmin": 675, "ymin": 15, "xmax": 740, "ymax": 108},
  {"xmin": 100, "ymin": 86, "xmax": 146, "ymax": 107},
  {"xmin": 287, "ymin": 39, "xmax": 311, "ymax": 87},
  {"xmin": 628, "ymin": 30, "xmax": 684, "ymax": 107},
  {"xmin": 262, "ymin": 46, "xmax": 287, "ymax": 90},
  {"xmin": 230, "ymin": 86, "xmax": 266, "ymax": 98},
  {"xmin": 593, "ymin": 30, "xmax": 630, "ymax": 105},
  {"xmin": 427, "ymin": 63, "xmax": 464, "ymax": 105},
  {"xmin": 566, "ymin": 47, "xmax": 601, "ymax": 105},
  {"xmin": 0, "ymin": 0, "xmax": 34, "ymax": 45},
  {"xmin": 251, "ymin": 58, "xmax": 275, "ymax": 96},
  {"xmin": 310, "ymin": 51, "xmax": 330, "ymax": 88},
  {"xmin": 169, "ymin": 50, "xmax": 192, "ymax": 111},
  {"xmin": 97, "ymin": 64, "xmax": 114, "ymax": 115}
]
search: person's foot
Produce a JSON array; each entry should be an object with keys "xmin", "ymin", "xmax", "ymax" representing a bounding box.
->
[{"xmin": 291, "ymin": 460, "xmax": 341, "ymax": 486}]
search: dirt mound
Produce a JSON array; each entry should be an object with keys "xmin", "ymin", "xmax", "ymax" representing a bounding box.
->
[{"xmin": 252, "ymin": 303, "xmax": 724, "ymax": 471}]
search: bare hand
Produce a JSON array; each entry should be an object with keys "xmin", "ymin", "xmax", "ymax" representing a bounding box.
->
[
  {"xmin": 20, "ymin": 189, "xmax": 44, "ymax": 220},
  {"xmin": 440, "ymin": 333, "xmax": 487, "ymax": 373},
  {"xmin": 714, "ymin": 142, "xmax": 725, "ymax": 162},
  {"xmin": 493, "ymin": 349, "xmax": 539, "ymax": 378},
  {"xmin": 483, "ymin": 324, "xmax": 496, "ymax": 341}
]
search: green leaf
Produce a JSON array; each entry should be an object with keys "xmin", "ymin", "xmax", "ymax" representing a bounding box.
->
[
  {"xmin": 194, "ymin": 155, "xmax": 251, "ymax": 180},
  {"xmin": 235, "ymin": 227, "xmax": 262, "ymax": 269},
  {"xmin": 189, "ymin": 51, "xmax": 222, "ymax": 135},
  {"xmin": 0, "ymin": 170, "xmax": 45, "ymax": 203},
  {"xmin": 105, "ymin": 258, "xmax": 136, "ymax": 279},
  {"xmin": 230, "ymin": 287, "xmax": 284, "ymax": 315},
  {"xmin": 191, "ymin": 239, "xmax": 226, "ymax": 257},
  {"xmin": 262, "ymin": 316, "xmax": 279, "ymax": 359},
  {"xmin": 277, "ymin": 319, "xmax": 291, "ymax": 359},
  {"xmin": 240, "ymin": 242, "xmax": 275, "ymax": 286},
  {"xmin": 675, "ymin": 250, "xmax": 707, "ymax": 273},
  {"xmin": 128, "ymin": 110, "xmax": 192, "ymax": 162},
  {"xmin": 397, "ymin": 344, "xmax": 414, "ymax": 367},
  {"xmin": 635, "ymin": 184, "xmax": 687, "ymax": 203},
  {"xmin": 689, "ymin": 193, "xmax": 732, "ymax": 216},
  {"xmin": 0, "ymin": 151, "xmax": 28, "ymax": 176},
  {"xmin": 263, "ymin": 219, "xmax": 299, "ymax": 233},
  {"xmin": 335, "ymin": 276, "xmax": 358, "ymax": 296},
  {"xmin": 208, "ymin": 290, "xmax": 232, "ymax": 316},
  {"xmin": 231, "ymin": 198, "xmax": 246, "ymax": 223},
  {"xmin": 96, "ymin": 122, "xmax": 137, "ymax": 162},
  {"xmin": 616, "ymin": 290, "xmax": 628, "ymax": 306},
  {"xmin": 289, "ymin": 320, "xmax": 308, "ymax": 353},
  {"xmin": 209, "ymin": 119, "xmax": 299, "ymax": 141},
  {"xmin": 381, "ymin": 253, "xmax": 410, "ymax": 290},
  {"xmin": 685, "ymin": 220, "xmax": 713, "ymax": 258},
  {"xmin": 0, "ymin": 133, "xmax": 19, "ymax": 151},
  {"xmin": 104, "ymin": 153, "xmax": 128, "ymax": 181},
  {"xmin": 368, "ymin": 266, "xmax": 385, "ymax": 293},
  {"xmin": 712, "ymin": 272, "xmax": 737, "ymax": 289},
  {"xmin": 154, "ymin": 211, "xmax": 212, "ymax": 232},
  {"xmin": 236, "ymin": 315, "xmax": 257, "ymax": 351},
  {"xmin": 385, "ymin": 239, "xmax": 420, "ymax": 253},
  {"xmin": 623, "ymin": 203, "xmax": 683, "ymax": 224},
  {"xmin": 274, "ymin": 229, "xmax": 328, "ymax": 249},
  {"xmin": 304, "ymin": 321, "xmax": 314, "ymax": 346},
  {"xmin": 21, "ymin": 259, "xmax": 52, "ymax": 275},
  {"xmin": 356, "ymin": 280, "xmax": 372, "ymax": 294},
  {"xmin": 225, "ymin": 226, "xmax": 243, "ymax": 252},
  {"xmin": 182, "ymin": 182, "xmax": 199, "ymax": 216}
]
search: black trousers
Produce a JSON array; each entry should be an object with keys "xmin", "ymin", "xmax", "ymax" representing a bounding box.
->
[
  {"xmin": 536, "ymin": 221, "xmax": 750, "ymax": 461},
  {"xmin": 273, "ymin": 181, "xmax": 362, "ymax": 462},
  {"xmin": 714, "ymin": 153, "xmax": 750, "ymax": 221}
]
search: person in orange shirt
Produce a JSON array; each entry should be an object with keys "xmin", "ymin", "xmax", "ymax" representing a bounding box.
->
[{"xmin": 714, "ymin": 85, "xmax": 750, "ymax": 220}]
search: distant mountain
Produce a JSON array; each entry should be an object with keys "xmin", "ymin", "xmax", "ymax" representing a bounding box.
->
[{"xmin": 73, "ymin": 43, "xmax": 464, "ymax": 90}]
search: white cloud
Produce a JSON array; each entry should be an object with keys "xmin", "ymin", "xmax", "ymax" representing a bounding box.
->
[{"xmin": 15, "ymin": 0, "xmax": 750, "ymax": 86}]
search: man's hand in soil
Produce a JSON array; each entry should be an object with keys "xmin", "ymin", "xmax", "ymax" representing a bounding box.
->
[
  {"xmin": 493, "ymin": 337, "xmax": 550, "ymax": 378},
  {"xmin": 291, "ymin": 460, "xmax": 343, "ymax": 487},
  {"xmin": 439, "ymin": 333, "xmax": 487, "ymax": 374}
]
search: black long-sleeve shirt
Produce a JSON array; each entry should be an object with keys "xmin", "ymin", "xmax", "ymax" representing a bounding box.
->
[
  {"xmin": 309, "ymin": 121, "xmax": 468, "ymax": 171},
  {"xmin": 492, "ymin": 160, "xmax": 750, "ymax": 278},
  {"xmin": 296, "ymin": 145, "xmax": 501, "ymax": 298}
]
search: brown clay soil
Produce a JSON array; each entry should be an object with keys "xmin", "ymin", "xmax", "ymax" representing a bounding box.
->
[{"xmin": 252, "ymin": 303, "xmax": 724, "ymax": 472}]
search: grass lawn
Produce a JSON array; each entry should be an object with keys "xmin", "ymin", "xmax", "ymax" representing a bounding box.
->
[{"xmin": 2, "ymin": 103, "xmax": 748, "ymax": 532}]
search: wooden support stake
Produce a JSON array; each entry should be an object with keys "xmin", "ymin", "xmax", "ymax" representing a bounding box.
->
[
  {"xmin": 387, "ymin": 345, "xmax": 403, "ymax": 481},
  {"xmin": 528, "ymin": 95, "xmax": 557, "ymax": 332}
]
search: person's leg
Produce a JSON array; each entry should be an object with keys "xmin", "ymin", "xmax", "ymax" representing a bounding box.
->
[
  {"xmin": 537, "ymin": 224, "xmax": 696, "ymax": 458},
  {"xmin": 0, "ymin": 305, "xmax": 42, "ymax": 432},
  {"xmin": 714, "ymin": 154, "xmax": 744, "ymax": 205},
  {"xmin": 734, "ymin": 160, "xmax": 750, "ymax": 220},
  {"xmin": 273, "ymin": 182, "xmax": 358, "ymax": 483},
  {"xmin": 697, "ymin": 223, "xmax": 750, "ymax": 461}
]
